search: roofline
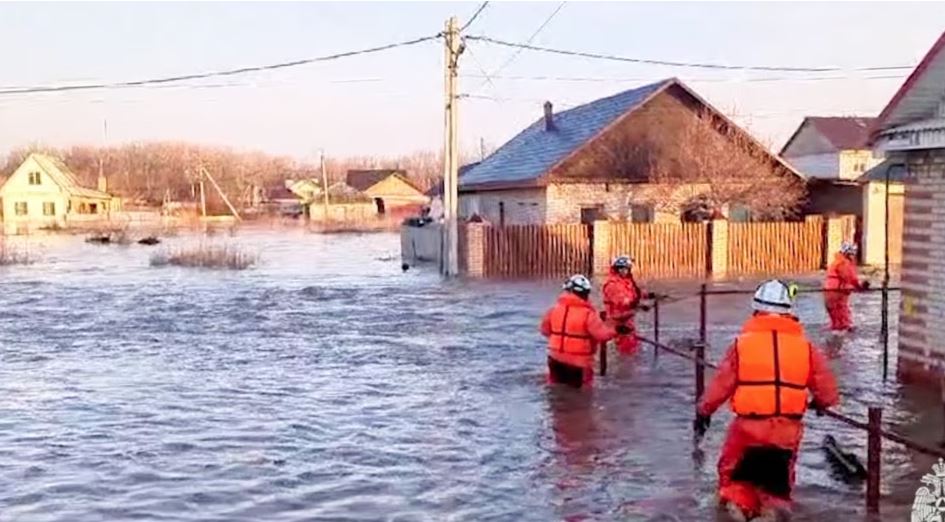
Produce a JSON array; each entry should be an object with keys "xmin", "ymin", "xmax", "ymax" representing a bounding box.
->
[
  {"xmin": 870, "ymin": 31, "xmax": 945, "ymax": 139},
  {"xmin": 535, "ymin": 79, "xmax": 676, "ymax": 184},
  {"xmin": 778, "ymin": 117, "xmax": 812, "ymax": 156},
  {"xmin": 459, "ymin": 178, "xmax": 548, "ymax": 193}
]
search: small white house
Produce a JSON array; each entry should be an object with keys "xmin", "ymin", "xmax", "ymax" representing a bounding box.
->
[{"xmin": 0, "ymin": 153, "xmax": 118, "ymax": 234}]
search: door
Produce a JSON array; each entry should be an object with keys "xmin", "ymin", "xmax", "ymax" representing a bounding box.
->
[{"xmin": 580, "ymin": 206, "xmax": 604, "ymax": 275}]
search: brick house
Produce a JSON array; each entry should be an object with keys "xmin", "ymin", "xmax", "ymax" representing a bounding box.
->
[
  {"xmin": 457, "ymin": 78, "xmax": 803, "ymax": 226},
  {"xmin": 871, "ymin": 31, "xmax": 945, "ymax": 386}
]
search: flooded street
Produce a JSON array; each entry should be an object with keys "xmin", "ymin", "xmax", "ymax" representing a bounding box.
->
[{"xmin": 0, "ymin": 230, "xmax": 939, "ymax": 521}]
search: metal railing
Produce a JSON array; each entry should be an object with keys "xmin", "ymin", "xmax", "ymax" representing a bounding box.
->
[{"xmin": 600, "ymin": 281, "xmax": 943, "ymax": 515}]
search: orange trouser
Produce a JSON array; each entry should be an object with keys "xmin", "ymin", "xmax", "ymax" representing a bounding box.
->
[
  {"xmin": 824, "ymin": 292, "xmax": 852, "ymax": 331},
  {"xmin": 718, "ymin": 418, "xmax": 802, "ymax": 518}
]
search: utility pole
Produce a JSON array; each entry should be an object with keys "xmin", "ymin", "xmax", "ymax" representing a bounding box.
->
[
  {"xmin": 441, "ymin": 16, "xmax": 462, "ymax": 277},
  {"xmin": 320, "ymin": 150, "xmax": 331, "ymax": 222},
  {"xmin": 199, "ymin": 169, "xmax": 207, "ymax": 218}
]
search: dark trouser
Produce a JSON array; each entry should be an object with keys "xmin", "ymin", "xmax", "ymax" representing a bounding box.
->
[{"xmin": 547, "ymin": 357, "xmax": 587, "ymax": 388}]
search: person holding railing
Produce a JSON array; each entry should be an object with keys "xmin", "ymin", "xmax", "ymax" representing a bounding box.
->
[
  {"xmin": 824, "ymin": 241, "xmax": 870, "ymax": 332},
  {"xmin": 540, "ymin": 274, "xmax": 621, "ymax": 389},
  {"xmin": 602, "ymin": 255, "xmax": 655, "ymax": 355},
  {"xmin": 693, "ymin": 280, "xmax": 839, "ymax": 522}
]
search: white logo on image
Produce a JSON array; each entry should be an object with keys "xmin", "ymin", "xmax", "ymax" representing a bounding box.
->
[{"xmin": 913, "ymin": 458, "xmax": 945, "ymax": 521}]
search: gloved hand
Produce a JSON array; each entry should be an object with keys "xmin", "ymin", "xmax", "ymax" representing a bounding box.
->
[
  {"xmin": 599, "ymin": 311, "xmax": 607, "ymax": 321},
  {"xmin": 645, "ymin": 291, "xmax": 658, "ymax": 300},
  {"xmin": 638, "ymin": 304, "xmax": 651, "ymax": 313},
  {"xmin": 615, "ymin": 324, "xmax": 632, "ymax": 335},
  {"xmin": 693, "ymin": 414, "xmax": 711, "ymax": 438},
  {"xmin": 810, "ymin": 401, "xmax": 827, "ymax": 417},
  {"xmin": 860, "ymin": 280, "xmax": 871, "ymax": 290}
]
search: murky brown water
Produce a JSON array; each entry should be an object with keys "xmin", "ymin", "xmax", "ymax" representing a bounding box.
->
[{"xmin": 0, "ymin": 230, "xmax": 939, "ymax": 521}]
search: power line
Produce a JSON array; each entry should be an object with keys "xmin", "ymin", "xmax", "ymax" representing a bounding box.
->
[
  {"xmin": 461, "ymin": 2, "xmax": 490, "ymax": 32},
  {"xmin": 461, "ymin": 73, "xmax": 907, "ymax": 84},
  {"xmin": 0, "ymin": 34, "xmax": 440, "ymax": 96},
  {"xmin": 489, "ymin": 1, "xmax": 566, "ymax": 79},
  {"xmin": 466, "ymin": 35, "xmax": 915, "ymax": 73}
]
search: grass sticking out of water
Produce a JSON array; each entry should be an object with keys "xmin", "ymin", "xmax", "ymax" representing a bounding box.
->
[{"xmin": 150, "ymin": 244, "xmax": 257, "ymax": 270}]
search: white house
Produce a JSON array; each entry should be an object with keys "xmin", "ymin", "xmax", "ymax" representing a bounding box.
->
[
  {"xmin": 0, "ymin": 153, "xmax": 118, "ymax": 234},
  {"xmin": 870, "ymin": 30, "xmax": 945, "ymax": 387}
]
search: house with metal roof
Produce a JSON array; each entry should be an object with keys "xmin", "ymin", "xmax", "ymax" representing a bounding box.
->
[
  {"xmin": 346, "ymin": 169, "xmax": 428, "ymax": 216},
  {"xmin": 0, "ymin": 152, "xmax": 119, "ymax": 234},
  {"xmin": 781, "ymin": 117, "xmax": 881, "ymax": 180},
  {"xmin": 868, "ymin": 31, "xmax": 945, "ymax": 386},
  {"xmin": 457, "ymin": 78, "xmax": 803, "ymax": 226}
]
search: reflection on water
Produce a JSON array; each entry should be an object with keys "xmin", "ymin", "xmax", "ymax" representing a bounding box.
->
[{"xmin": 0, "ymin": 230, "xmax": 937, "ymax": 521}]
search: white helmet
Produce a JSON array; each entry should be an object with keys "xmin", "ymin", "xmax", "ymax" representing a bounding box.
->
[
  {"xmin": 840, "ymin": 242, "xmax": 858, "ymax": 256},
  {"xmin": 563, "ymin": 274, "xmax": 593, "ymax": 294},
  {"xmin": 612, "ymin": 255, "xmax": 633, "ymax": 270},
  {"xmin": 752, "ymin": 280, "xmax": 795, "ymax": 315}
]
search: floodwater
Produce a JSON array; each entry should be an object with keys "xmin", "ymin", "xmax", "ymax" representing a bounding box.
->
[{"xmin": 0, "ymin": 230, "xmax": 940, "ymax": 521}]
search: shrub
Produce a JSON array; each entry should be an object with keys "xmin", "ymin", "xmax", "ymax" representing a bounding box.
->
[
  {"xmin": 150, "ymin": 243, "xmax": 257, "ymax": 270},
  {"xmin": 0, "ymin": 240, "xmax": 34, "ymax": 265}
]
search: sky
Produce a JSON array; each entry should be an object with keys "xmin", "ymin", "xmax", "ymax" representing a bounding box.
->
[{"xmin": 0, "ymin": 2, "xmax": 943, "ymax": 162}]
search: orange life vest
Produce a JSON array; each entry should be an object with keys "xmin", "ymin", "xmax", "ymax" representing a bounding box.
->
[
  {"xmin": 731, "ymin": 314, "xmax": 812, "ymax": 419},
  {"xmin": 547, "ymin": 300, "xmax": 596, "ymax": 365}
]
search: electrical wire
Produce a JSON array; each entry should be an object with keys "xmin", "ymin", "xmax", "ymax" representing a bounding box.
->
[
  {"xmin": 460, "ymin": 73, "xmax": 907, "ymax": 84},
  {"xmin": 0, "ymin": 34, "xmax": 441, "ymax": 96},
  {"xmin": 466, "ymin": 35, "xmax": 915, "ymax": 73},
  {"xmin": 461, "ymin": 1, "xmax": 490, "ymax": 32},
  {"xmin": 488, "ymin": 1, "xmax": 566, "ymax": 79}
]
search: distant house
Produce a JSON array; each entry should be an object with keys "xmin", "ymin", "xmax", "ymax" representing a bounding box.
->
[
  {"xmin": 457, "ymin": 78, "xmax": 802, "ymax": 226},
  {"xmin": 855, "ymin": 160, "xmax": 905, "ymax": 267},
  {"xmin": 0, "ymin": 153, "xmax": 119, "ymax": 234},
  {"xmin": 306, "ymin": 181, "xmax": 376, "ymax": 222},
  {"xmin": 869, "ymin": 30, "xmax": 945, "ymax": 386},
  {"xmin": 346, "ymin": 169, "xmax": 428, "ymax": 215}
]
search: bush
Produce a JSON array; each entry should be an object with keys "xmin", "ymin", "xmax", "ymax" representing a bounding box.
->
[
  {"xmin": 0, "ymin": 240, "xmax": 34, "ymax": 266},
  {"xmin": 150, "ymin": 244, "xmax": 257, "ymax": 270}
]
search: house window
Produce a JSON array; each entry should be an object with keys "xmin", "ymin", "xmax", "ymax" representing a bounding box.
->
[
  {"xmin": 43, "ymin": 202, "xmax": 55, "ymax": 216},
  {"xmin": 28, "ymin": 172, "xmax": 41, "ymax": 185},
  {"xmin": 14, "ymin": 202, "xmax": 27, "ymax": 216},
  {"xmin": 498, "ymin": 201, "xmax": 506, "ymax": 227},
  {"xmin": 630, "ymin": 204, "xmax": 654, "ymax": 223},
  {"xmin": 89, "ymin": 203, "xmax": 98, "ymax": 214}
]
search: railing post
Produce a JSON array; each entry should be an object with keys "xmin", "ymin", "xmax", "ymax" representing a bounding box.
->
[
  {"xmin": 694, "ymin": 341, "xmax": 706, "ymax": 402},
  {"xmin": 653, "ymin": 298, "xmax": 660, "ymax": 362},
  {"xmin": 699, "ymin": 283, "xmax": 707, "ymax": 347},
  {"xmin": 599, "ymin": 342, "xmax": 607, "ymax": 376},
  {"xmin": 867, "ymin": 406, "xmax": 882, "ymax": 514},
  {"xmin": 881, "ymin": 281, "xmax": 889, "ymax": 381}
]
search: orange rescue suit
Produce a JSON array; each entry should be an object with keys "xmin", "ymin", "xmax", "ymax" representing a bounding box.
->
[
  {"xmin": 697, "ymin": 313, "xmax": 838, "ymax": 518},
  {"xmin": 602, "ymin": 271, "xmax": 643, "ymax": 354},
  {"xmin": 540, "ymin": 292, "xmax": 616, "ymax": 372},
  {"xmin": 823, "ymin": 253, "xmax": 862, "ymax": 331}
]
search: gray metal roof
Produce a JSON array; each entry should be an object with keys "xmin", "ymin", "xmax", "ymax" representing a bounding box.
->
[
  {"xmin": 858, "ymin": 159, "xmax": 907, "ymax": 183},
  {"xmin": 459, "ymin": 79, "xmax": 671, "ymax": 189}
]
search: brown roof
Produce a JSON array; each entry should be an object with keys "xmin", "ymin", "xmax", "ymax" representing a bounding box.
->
[
  {"xmin": 805, "ymin": 117, "xmax": 876, "ymax": 150},
  {"xmin": 346, "ymin": 169, "xmax": 413, "ymax": 192},
  {"xmin": 871, "ymin": 31, "xmax": 945, "ymax": 138}
]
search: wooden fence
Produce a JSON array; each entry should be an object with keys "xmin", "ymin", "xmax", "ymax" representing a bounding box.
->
[
  {"xmin": 482, "ymin": 224, "xmax": 590, "ymax": 278},
  {"xmin": 609, "ymin": 223, "xmax": 709, "ymax": 279},
  {"xmin": 727, "ymin": 217, "xmax": 824, "ymax": 276},
  {"xmin": 460, "ymin": 215, "xmax": 854, "ymax": 279}
]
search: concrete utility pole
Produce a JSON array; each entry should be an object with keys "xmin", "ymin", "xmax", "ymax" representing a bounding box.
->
[
  {"xmin": 320, "ymin": 150, "xmax": 331, "ymax": 221},
  {"xmin": 441, "ymin": 16, "xmax": 462, "ymax": 277}
]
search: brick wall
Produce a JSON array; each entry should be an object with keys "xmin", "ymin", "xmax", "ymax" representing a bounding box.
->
[
  {"xmin": 545, "ymin": 182, "xmax": 694, "ymax": 224},
  {"xmin": 897, "ymin": 149, "xmax": 945, "ymax": 387},
  {"xmin": 458, "ymin": 189, "xmax": 546, "ymax": 225}
]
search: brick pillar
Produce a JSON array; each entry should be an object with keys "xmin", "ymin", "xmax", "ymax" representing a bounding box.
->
[
  {"xmin": 710, "ymin": 219, "xmax": 728, "ymax": 280},
  {"xmin": 592, "ymin": 220, "xmax": 612, "ymax": 276},
  {"xmin": 465, "ymin": 223, "xmax": 486, "ymax": 277},
  {"xmin": 825, "ymin": 216, "xmax": 845, "ymax": 261}
]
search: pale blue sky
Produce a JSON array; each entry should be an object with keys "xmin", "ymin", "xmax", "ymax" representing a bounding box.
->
[{"xmin": 0, "ymin": 2, "xmax": 943, "ymax": 161}]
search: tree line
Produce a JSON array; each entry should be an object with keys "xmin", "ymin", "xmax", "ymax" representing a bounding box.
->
[{"xmin": 0, "ymin": 143, "xmax": 475, "ymax": 208}]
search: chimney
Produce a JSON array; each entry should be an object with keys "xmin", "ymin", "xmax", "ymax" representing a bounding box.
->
[{"xmin": 543, "ymin": 101, "xmax": 555, "ymax": 131}]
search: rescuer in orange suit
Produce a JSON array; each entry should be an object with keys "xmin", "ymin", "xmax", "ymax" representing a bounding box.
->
[
  {"xmin": 540, "ymin": 274, "xmax": 621, "ymax": 388},
  {"xmin": 823, "ymin": 242, "xmax": 869, "ymax": 332},
  {"xmin": 602, "ymin": 255, "xmax": 655, "ymax": 355},
  {"xmin": 694, "ymin": 280, "xmax": 839, "ymax": 522}
]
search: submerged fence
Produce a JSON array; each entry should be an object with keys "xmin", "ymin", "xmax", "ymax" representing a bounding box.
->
[
  {"xmin": 597, "ymin": 282, "xmax": 945, "ymax": 516},
  {"xmin": 460, "ymin": 215, "xmax": 856, "ymax": 279}
]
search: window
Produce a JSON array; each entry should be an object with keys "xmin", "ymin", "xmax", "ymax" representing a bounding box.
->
[
  {"xmin": 43, "ymin": 202, "xmax": 55, "ymax": 216},
  {"xmin": 14, "ymin": 202, "xmax": 27, "ymax": 216},
  {"xmin": 498, "ymin": 201, "xmax": 506, "ymax": 227},
  {"xmin": 89, "ymin": 203, "xmax": 98, "ymax": 214},
  {"xmin": 28, "ymin": 172, "xmax": 41, "ymax": 185}
]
